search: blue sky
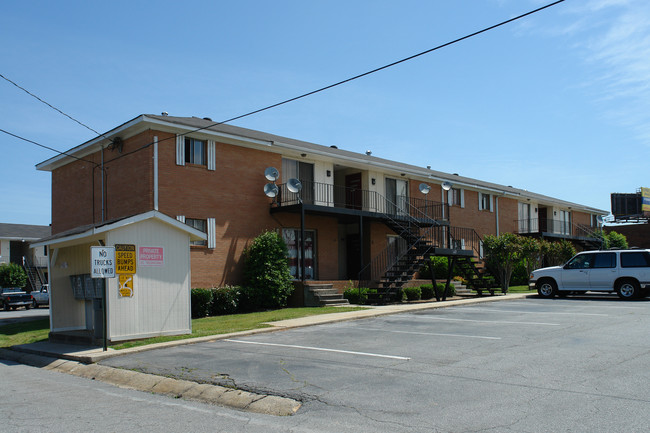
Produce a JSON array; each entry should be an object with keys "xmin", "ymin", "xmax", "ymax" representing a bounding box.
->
[{"xmin": 1, "ymin": 0, "xmax": 649, "ymax": 226}]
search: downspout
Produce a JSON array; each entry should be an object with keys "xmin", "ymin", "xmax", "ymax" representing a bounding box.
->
[
  {"xmin": 101, "ymin": 146, "xmax": 105, "ymax": 222},
  {"xmin": 153, "ymin": 136, "xmax": 159, "ymax": 211}
]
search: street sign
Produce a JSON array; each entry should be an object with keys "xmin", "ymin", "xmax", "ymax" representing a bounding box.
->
[
  {"xmin": 115, "ymin": 244, "xmax": 136, "ymax": 274},
  {"xmin": 119, "ymin": 274, "xmax": 134, "ymax": 297},
  {"xmin": 91, "ymin": 246, "xmax": 115, "ymax": 278}
]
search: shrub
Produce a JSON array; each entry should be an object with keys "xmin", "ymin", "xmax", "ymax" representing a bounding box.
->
[
  {"xmin": 444, "ymin": 282, "xmax": 456, "ymax": 297},
  {"xmin": 191, "ymin": 288, "xmax": 212, "ymax": 319},
  {"xmin": 404, "ymin": 286, "xmax": 421, "ymax": 301},
  {"xmin": 237, "ymin": 285, "xmax": 266, "ymax": 313},
  {"xmin": 210, "ymin": 286, "xmax": 240, "ymax": 316},
  {"xmin": 242, "ymin": 231, "xmax": 294, "ymax": 310},
  {"xmin": 420, "ymin": 284, "xmax": 435, "ymax": 300},
  {"xmin": 419, "ymin": 256, "xmax": 449, "ymax": 279},
  {"xmin": 0, "ymin": 263, "xmax": 28, "ymax": 288},
  {"xmin": 343, "ymin": 286, "xmax": 373, "ymax": 304}
]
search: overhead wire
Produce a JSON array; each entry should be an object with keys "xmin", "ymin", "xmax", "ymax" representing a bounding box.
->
[{"xmin": 2, "ymin": 0, "xmax": 564, "ymax": 166}]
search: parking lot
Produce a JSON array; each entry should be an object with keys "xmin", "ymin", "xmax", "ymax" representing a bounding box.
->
[{"xmin": 102, "ymin": 296, "xmax": 650, "ymax": 432}]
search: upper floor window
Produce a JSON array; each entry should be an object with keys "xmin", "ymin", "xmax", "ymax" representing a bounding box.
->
[
  {"xmin": 450, "ymin": 188, "xmax": 462, "ymax": 206},
  {"xmin": 186, "ymin": 218, "xmax": 207, "ymax": 246},
  {"xmin": 479, "ymin": 192, "xmax": 492, "ymax": 211},
  {"xmin": 185, "ymin": 138, "xmax": 206, "ymax": 165}
]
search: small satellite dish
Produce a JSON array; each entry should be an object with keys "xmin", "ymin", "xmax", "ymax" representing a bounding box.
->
[
  {"xmin": 419, "ymin": 183, "xmax": 431, "ymax": 195},
  {"xmin": 287, "ymin": 178, "xmax": 302, "ymax": 194},
  {"xmin": 264, "ymin": 167, "xmax": 279, "ymax": 182},
  {"xmin": 596, "ymin": 215, "xmax": 604, "ymax": 224},
  {"xmin": 442, "ymin": 181, "xmax": 453, "ymax": 191},
  {"xmin": 264, "ymin": 183, "xmax": 279, "ymax": 198}
]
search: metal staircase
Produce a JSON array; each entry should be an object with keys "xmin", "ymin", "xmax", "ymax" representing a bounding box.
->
[{"xmin": 22, "ymin": 255, "xmax": 46, "ymax": 292}]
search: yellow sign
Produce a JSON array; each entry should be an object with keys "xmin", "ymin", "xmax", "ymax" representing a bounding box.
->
[
  {"xmin": 119, "ymin": 274, "xmax": 134, "ymax": 297},
  {"xmin": 642, "ymin": 187, "xmax": 650, "ymax": 212},
  {"xmin": 115, "ymin": 244, "xmax": 136, "ymax": 274}
]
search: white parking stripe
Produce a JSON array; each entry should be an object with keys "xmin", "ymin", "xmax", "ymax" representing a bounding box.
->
[
  {"xmin": 460, "ymin": 307, "xmax": 609, "ymax": 317},
  {"xmin": 412, "ymin": 316, "xmax": 560, "ymax": 326},
  {"xmin": 354, "ymin": 327, "xmax": 501, "ymax": 340},
  {"xmin": 223, "ymin": 339, "xmax": 411, "ymax": 360}
]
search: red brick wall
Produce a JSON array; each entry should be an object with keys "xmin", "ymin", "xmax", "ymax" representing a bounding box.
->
[{"xmin": 51, "ymin": 131, "xmax": 154, "ymax": 234}]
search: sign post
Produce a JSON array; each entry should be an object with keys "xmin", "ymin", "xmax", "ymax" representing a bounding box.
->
[{"xmin": 91, "ymin": 246, "xmax": 115, "ymax": 352}]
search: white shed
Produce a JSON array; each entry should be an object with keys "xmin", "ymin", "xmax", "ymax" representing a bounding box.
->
[{"xmin": 32, "ymin": 211, "xmax": 206, "ymax": 344}]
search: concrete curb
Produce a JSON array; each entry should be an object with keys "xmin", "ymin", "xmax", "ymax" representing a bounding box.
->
[{"xmin": 0, "ymin": 348, "xmax": 301, "ymax": 416}]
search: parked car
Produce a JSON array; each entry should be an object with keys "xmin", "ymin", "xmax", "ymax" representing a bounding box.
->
[
  {"xmin": 0, "ymin": 287, "xmax": 34, "ymax": 310},
  {"xmin": 530, "ymin": 249, "xmax": 650, "ymax": 300},
  {"xmin": 30, "ymin": 285, "xmax": 49, "ymax": 308}
]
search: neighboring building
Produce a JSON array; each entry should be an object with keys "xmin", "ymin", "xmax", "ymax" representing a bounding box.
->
[
  {"xmin": 605, "ymin": 223, "xmax": 650, "ymax": 249},
  {"xmin": 0, "ymin": 223, "xmax": 50, "ymax": 290},
  {"xmin": 36, "ymin": 114, "xmax": 607, "ymax": 291}
]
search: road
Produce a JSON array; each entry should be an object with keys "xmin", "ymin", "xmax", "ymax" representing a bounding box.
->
[
  {"xmin": 0, "ymin": 307, "xmax": 49, "ymax": 326},
  {"xmin": 3, "ymin": 297, "xmax": 650, "ymax": 432}
]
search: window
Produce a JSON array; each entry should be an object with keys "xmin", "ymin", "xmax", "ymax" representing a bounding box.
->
[
  {"xmin": 282, "ymin": 228, "xmax": 316, "ymax": 279},
  {"xmin": 565, "ymin": 254, "xmax": 592, "ymax": 269},
  {"xmin": 184, "ymin": 138, "xmax": 206, "ymax": 165},
  {"xmin": 593, "ymin": 253, "xmax": 616, "ymax": 268},
  {"xmin": 450, "ymin": 188, "xmax": 463, "ymax": 207},
  {"xmin": 621, "ymin": 252, "xmax": 650, "ymax": 268},
  {"xmin": 479, "ymin": 192, "xmax": 492, "ymax": 211},
  {"xmin": 186, "ymin": 218, "xmax": 207, "ymax": 246},
  {"xmin": 518, "ymin": 202, "xmax": 531, "ymax": 233},
  {"xmin": 559, "ymin": 210, "xmax": 571, "ymax": 235}
]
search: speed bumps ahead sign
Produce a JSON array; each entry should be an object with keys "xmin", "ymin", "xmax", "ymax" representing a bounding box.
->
[{"xmin": 115, "ymin": 244, "xmax": 136, "ymax": 297}]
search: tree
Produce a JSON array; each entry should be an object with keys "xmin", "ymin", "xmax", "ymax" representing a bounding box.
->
[
  {"xmin": 519, "ymin": 237, "xmax": 544, "ymax": 282},
  {"xmin": 482, "ymin": 233, "xmax": 522, "ymax": 292},
  {"xmin": 242, "ymin": 230, "xmax": 294, "ymax": 310},
  {"xmin": 542, "ymin": 239, "xmax": 576, "ymax": 266},
  {"xmin": 605, "ymin": 231, "xmax": 628, "ymax": 249},
  {"xmin": 0, "ymin": 263, "xmax": 28, "ymax": 288}
]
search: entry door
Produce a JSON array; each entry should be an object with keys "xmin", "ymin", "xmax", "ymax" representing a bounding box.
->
[
  {"xmin": 386, "ymin": 178, "xmax": 408, "ymax": 215},
  {"xmin": 345, "ymin": 173, "xmax": 362, "ymax": 210},
  {"xmin": 538, "ymin": 208, "xmax": 548, "ymax": 233}
]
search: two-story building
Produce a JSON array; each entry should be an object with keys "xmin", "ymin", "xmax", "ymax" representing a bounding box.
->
[{"xmin": 36, "ymin": 114, "xmax": 606, "ymax": 292}]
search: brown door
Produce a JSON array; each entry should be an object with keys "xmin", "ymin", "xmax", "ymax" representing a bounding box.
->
[
  {"xmin": 539, "ymin": 208, "xmax": 547, "ymax": 233},
  {"xmin": 345, "ymin": 173, "xmax": 362, "ymax": 210}
]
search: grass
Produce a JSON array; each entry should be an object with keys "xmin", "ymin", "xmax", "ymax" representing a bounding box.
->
[
  {"xmin": 507, "ymin": 285, "xmax": 536, "ymax": 293},
  {"xmin": 0, "ymin": 319, "xmax": 50, "ymax": 348}
]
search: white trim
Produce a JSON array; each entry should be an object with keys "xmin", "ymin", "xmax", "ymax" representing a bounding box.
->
[
  {"xmin": 176, "ymin": 135, "xmax": 185, "ymax": 166},
  {"xmin": 153, "ymin": 136, "xmax": 159, "ymax": 210},
  {"xmin": 207, "ymin": 217, "xmax": 216, "ymax": 249},
  {"xmin": 207, "ymin": 140, "xmax": 216, "ymax": 171},
  {"xmin": 460, "ymin": 189, "xmax": 465, "ymax": 208},
  {"xmin": 32, "ymin": 211, "xmax": 206, "ymax": 248},
  {"xmin": 176, "ymin": 215, "xmax": 185, "ymax": 223}
]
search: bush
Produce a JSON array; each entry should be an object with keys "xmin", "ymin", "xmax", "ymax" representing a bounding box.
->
[
  {"xmin": 343, "ymin": 286, "xmax": 374, "ymax": 304},
  {"xmin": 420, "ymin": 284, "xmax": 435, "ymax": 300},
  {"xmin": 404, "ymin": 286, "xmax": 421, "ymax": 301},
  {"xmin": 209, "ymin": 286, "xmax": 240, "ymax": 316},
  {"xmin": 511, "ymin": 260, "xmax": 529, "ymax": 286},
  {"xmin": 237, "ymin": 285, "xmax": 266, "ymax": 313},
  {"xmin": 242, "ymin": 231, "xmax": 294, "ymax": 310},
  {"xmin": 0, "ymin": 263, "xmax": 28, "ymax": 288},
  {"xmin": 191, "ymin": 288, "xmax": 213, "ymax": 319},
  {"xmin": 419, "ymin": 256, "xmax": 449, "ymax": 279}
]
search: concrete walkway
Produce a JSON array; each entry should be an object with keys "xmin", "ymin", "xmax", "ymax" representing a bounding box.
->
[{"xmin": 0, "ymin": 292, "xmax": 534, "ymax": 415}]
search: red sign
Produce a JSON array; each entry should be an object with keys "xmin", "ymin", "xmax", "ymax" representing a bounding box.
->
[{"xmin": 139, "ymin": 246, "xmax": 164, "ymax": 266}]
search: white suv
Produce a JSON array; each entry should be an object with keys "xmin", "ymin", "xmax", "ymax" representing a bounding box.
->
[{"xmin": 529, "ymin": 249, "xmax": 650, "ymax": 299}]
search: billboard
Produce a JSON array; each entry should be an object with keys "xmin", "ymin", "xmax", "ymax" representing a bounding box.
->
[{"xmin": 643, "ymin": 187, "xmax": 650, "ymax": 212}]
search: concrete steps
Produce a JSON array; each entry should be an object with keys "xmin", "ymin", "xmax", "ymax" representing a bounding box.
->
[{"xmin": 304, "ymin": 284, "xmax": 349, "ymax": 307}]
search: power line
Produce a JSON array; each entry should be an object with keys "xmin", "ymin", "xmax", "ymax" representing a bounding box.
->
[
  {"xmin": 4, "ymin": 0, "xmax": 564, "ymax": 166},
  {"xmin": 0, "ymin": 128, "xmax": 98, "ymax": 165},
  {"xmin": 103, "ymin": 0, "xmax": 565, "ymax": 166},
  {"xmin": 0, "ymin": 72, "xmax": 112, "ymax": 141}
]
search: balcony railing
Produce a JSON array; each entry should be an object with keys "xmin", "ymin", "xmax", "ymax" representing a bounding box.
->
[
  {"xmin": 275, "ymin": 180, "xmax": 448, "ymax": 221},
  {"xmin": 514, "ymin": 218, "xmax": 599, "ymax": 238}
]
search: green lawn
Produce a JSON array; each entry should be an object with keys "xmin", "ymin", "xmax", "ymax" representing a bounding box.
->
[
  {"xmin": 0, "ymin": 319, "xmax": 50, "ymax": 348},
  {"xmin": 507, "ymin": 285, "xmax": 535, "ymax": 293},
  {"xmin": 0, "ymin": 307, "xmax": 366, "ymax": 350}
]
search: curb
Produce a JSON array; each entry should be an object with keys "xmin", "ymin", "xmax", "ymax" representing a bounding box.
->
[{"xmin": 0, "ymin": 348, "xmax": 301, "ymax": 416}]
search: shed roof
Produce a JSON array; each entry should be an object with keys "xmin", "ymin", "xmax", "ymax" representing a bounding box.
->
[{"xmin": 0, "ymin": 223, "xmax": 51, "ymax": 241}]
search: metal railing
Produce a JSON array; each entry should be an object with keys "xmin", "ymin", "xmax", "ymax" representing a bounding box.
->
[
  {"xmin": 274, "ymin": 180, "xmax": 448, "ymax": 221},
  {"xmin": 22, "ymin": 255, "xmax": 46, "ymax": 291},
  {"xmin": 515, "ymin": 218, "xmax": 602, "ymax": 242}
]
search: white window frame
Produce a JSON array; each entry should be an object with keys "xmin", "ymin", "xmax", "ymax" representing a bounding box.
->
[{"xmin": 478, "ymin": 192, "xmax": 493, "ymax": 212}]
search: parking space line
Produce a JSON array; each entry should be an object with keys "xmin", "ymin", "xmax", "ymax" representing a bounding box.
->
[
  {"xmin": 413, "ymin": 317, "xmax": 560, "ymax": 326},
  {"xmin": 460, "ymin": 307, "xmax": 609, "ymax": 317},
  {"xmin": 355, "ymin": 327, "xmax": 501, "ymax": 340},
  {"xmin": 223, "ymin": 339, "xmax": 411, "ymax": 360}
]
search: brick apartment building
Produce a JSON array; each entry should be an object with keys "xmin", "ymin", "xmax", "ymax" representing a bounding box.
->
[{"xmin": 36, "ymin": 114, "xmax": 606, "ymax": 290}]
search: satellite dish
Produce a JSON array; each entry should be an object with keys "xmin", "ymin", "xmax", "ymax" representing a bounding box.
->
[
  {"xmin": 264, "ymin": 167, "xmax": 279, "ymax": 182},
  {"xmin": 264, "ymin": 183, "xmax": 279, "ymax": 198},
  {"xmin": 597, "ymin": 215, "xmax": 604, "ymax": 224},
  {"xmin": 419, "ymin": 183, "xmax": 431, "ymax": 195},
  {"xmin": 441, "ymin": 181, "xmax": 453, "ymax": 191},
  {"xmin": 287, "ymin": 178, "xmax": 302, "ymax": 194}
]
